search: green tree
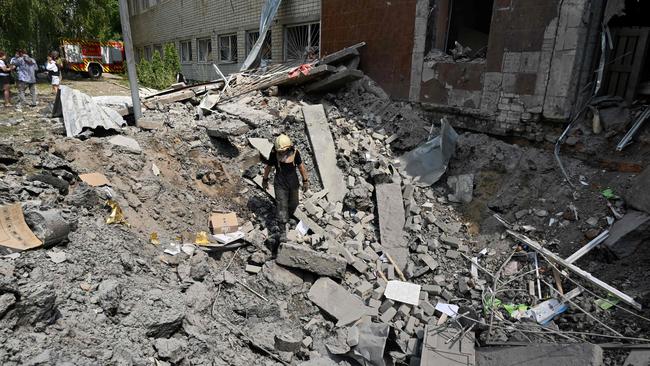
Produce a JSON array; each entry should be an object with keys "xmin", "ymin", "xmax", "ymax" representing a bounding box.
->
[
  {"xmin": 0, "ymin": 0, "xmax": 121, "ymax": 60},
  {"xmin": 136, "ymin": 44, "xmax": 181, "ymax": 89}
]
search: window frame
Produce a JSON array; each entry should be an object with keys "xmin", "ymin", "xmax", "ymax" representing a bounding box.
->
[
  {"xmin": 245, "ymin": 29, "xmax": 272, "ymax": 61},
  {"xmin": 197, "ymin": 37, "xmax": 213, "ymax": 63},
  {"xmin": 219, "ymin": 34, "xmax": 238, "ymax": 63},
  {"xmin": 283, "ymin": 22, "xmax": 320, "ymax": 62},
  {"xmin": 179, "ymin": 40, "xmax": 192, "ymax": 63}
]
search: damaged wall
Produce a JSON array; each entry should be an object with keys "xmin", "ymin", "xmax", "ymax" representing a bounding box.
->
[
  {"xmin": 320, "ymin": 0, "xmax": 418, "ymax": 99},
  {"xmin": 129, "ymin": 0, "xmax": 320, "ymax": 81},
  {"xmin": 418, "ymin": 0, "xmax": 600, "ymax": 137}
]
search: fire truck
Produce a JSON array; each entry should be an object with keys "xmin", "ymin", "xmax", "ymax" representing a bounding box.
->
[{"xmin": 60, "ymin": 39, "xmax": 125, "ymax": 79}]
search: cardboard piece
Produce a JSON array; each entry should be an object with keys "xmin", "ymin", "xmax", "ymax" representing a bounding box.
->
[
  {"xmin": 0, "ymin": 203, "xmax": 43, "ymax": 250},
  {"xmin": 79, "ymin": 173, "xmax": 111, "ymax": 187},
  {"xmin": 209, "ymin": 212, "xmax": 239, "ymax": 234}
]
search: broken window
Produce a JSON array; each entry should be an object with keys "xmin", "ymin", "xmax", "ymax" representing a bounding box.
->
[
  {"xmin": 219, "ymin": 34, "xmax": 238, "ymax": 63},
  {"xmin": 444, "ymin": 0, "xmax": 494, "ymax": 58},
  {"xmin": 284, "ymin": 22, "xmax": 320, "ymax": 62},
  {"xmin": 197, "ymin": 38, "xmax": 213, "ymax": 63},
  {"xmin": 179, "ymin": 40, "xmax": 192, "ymax": 62},
  {"xmin": 246, "ymin": 30, "xmax": 272, "ymax": 61}
]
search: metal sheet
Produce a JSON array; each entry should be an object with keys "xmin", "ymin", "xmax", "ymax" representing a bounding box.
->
[
  {"xmin": 240, "ymin": 0, "xmax": 282, "ymax": 71},
  {"xmin": 53, "ymin": 86, "xmax": 126, "ymax": 137}
]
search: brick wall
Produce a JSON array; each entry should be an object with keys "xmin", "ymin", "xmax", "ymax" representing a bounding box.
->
[
  {"xmin": 129, "ymin": 0, "xmax": 320, "ymax": 80},
  {"xmin": 321, "ymin": 0, "xmax": 418, "ymax": 99},
  {"xmin": 419, "ymin": 0, "xmax": 597, "ymax": 137}
]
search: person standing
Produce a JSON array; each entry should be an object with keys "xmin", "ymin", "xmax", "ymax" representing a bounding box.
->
[
  {"xmin": 262, "ymin": 134, "xmax": 309, "ymax": 251},
  {"xmin": 10, "ymin": 49, "xmax": 37, "ymax": 107},
  {"xmin": 46, "ymin": 53, "xmax": 61, "ymax": 94},
  {"xmin": 0, "ymin": 51, "xmax": 13, "ymax": 107}
]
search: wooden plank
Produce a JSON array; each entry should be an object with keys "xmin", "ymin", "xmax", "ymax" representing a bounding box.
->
[
  {"xmin": 302, "ymin": 105, "xmax": 347, "ymax": 204},
  {"xmin": 506, "ymin": 230, "xmax": 642, "ymax": 310}
]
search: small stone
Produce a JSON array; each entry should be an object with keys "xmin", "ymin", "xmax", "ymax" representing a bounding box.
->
[
  {"xmin": 445, "ymin": 250, "xmax": 460, "ymax": 259},
  {"xmin": 347, "ymin": 326, "xmax": 360, "ymax": 347},
  {"xmin": 380, "ymin": 307, "xmax": 397, "ymax": 323},
  {"xmin": 586, "ymin": 217, "xmax": 599, "ymax": 226},
  {"xmin": 245, "ymin": 264, "xmax": 262, "ymax": 274},
  {"xmin": 535, "ymin": 209, "xmax": 549, "ymax": 217},
  {"xmin": 584, "ymin": 229, "xmax": 600, "ymax": 240}
]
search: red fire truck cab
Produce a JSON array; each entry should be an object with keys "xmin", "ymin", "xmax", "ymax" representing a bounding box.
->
[{"xmin": 60, "ymin": 39, "xmax": 125, "ymax": 79}]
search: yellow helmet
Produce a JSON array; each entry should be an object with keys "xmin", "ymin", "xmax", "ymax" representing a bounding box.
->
[{"xmin": 275, "ymin": 134, "xmax": 293, "ymax": 151}]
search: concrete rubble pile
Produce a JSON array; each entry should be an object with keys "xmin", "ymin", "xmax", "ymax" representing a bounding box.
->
[{"xmin": 1, "ymin": 52, "xmax": 649, "ymax": 366}]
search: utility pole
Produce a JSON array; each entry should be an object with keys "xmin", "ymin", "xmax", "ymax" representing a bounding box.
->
[{"xmin": 118, "ymin": 0, "xmax": 142, "ymax": 122}]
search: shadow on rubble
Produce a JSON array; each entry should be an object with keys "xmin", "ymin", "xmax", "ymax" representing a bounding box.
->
[{"xmin": 209, "ymin": 136, "xmax": 239, "ymax": 158}]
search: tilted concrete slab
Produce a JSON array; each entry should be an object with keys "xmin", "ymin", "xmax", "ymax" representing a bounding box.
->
[
  {"xmin": 302, "ymin": 104, "xmax": 346, "ymax": 204},
  {"xmin": 308, "ymin": 277, "xmax": 367, "ymax": 326},
  {"xmin": 476, "ymin": 343, "xmax": 603, "ymax": 366},
  {"xmin": 375, "ymin": 181, "xmax": 408, "ymax": 271},
  {"xmin": 304, "ymin": 69, "xmax": 364, "ymax": 94}
]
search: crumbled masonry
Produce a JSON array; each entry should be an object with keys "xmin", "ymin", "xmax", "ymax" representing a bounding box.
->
[{"xmin": 0, "ymin": 60, "xmax": 649, "ymax": 365}]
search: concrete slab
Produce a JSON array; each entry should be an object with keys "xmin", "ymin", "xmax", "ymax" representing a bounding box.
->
[
  {"xmin": 476, "ymin": 343, "xmax": 603, "ymax": 366},
  {"xmin": 375, "ymin": 181, "xmax": 408, "ymax": 270},
  {"xmin": 603, "ymin": 210, "xmax": 650, "ymax": 258},
  {"xmin": 248, "ymin": 138, "xmax": 273, "ymax": 160},
  {"xmin": 624, "ymin": 350, "xmax": 650, "ymax": 366},
  {"xmin": 626, "ymin": 167, "xmax": 650, "ymax": 214},
  {"xmin": 302, "ymin": 105, "xmax": 347, "ymax": 204},
  {"xmin": 109, "ymin": 135, "xmax": 141, "ymax": 153},
  {"xmin": 308, "ymin": 277, "xmax": 367, "ymax": 326},
  {"xmin": 276, "ymin": 243, "xmax": 347, "ymax": 278},
  {"xmin": 421, "ymin": 326, "xmax": 475, "ymax": 366},
  {"xmin": 304, "ymin": 69, "xmax": 364, "ymax": 94}
]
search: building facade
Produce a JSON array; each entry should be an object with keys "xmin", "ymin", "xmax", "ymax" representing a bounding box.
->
[{"xmin": 128, "ymin": 0, "xmax": 320, "ymax": 80}]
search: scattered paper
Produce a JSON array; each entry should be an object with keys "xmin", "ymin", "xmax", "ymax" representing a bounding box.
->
[
  {"xmin": 435, "ymin": 303, "xmax": 460, "ymax": 318},
  {"xmin": 152, "ymin": 163, "xmax": 160, "ymax": 176},
  {"xmin": 213, "ymin": 231, "xmax": 245, "ymax": 244},
  {"xmin": 0, "ymin": 203, "xmax": 43, "ymax": 250},
  {"xmin": 181, "ymin": 244, "xmax": 196, "ymax": 256},
  {"xmin": 296, "ymin": 220, "xmax": 309, "ymax": 236},
  {"xmin": 384, "ymin": 280, "xmax": 421, "ymax": 306}
]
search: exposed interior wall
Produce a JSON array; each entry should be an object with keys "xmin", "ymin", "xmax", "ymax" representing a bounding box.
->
[
  {"xmin": 419, "ymin": 0, "xmax": 595, "ymax": 138},
  {"xmin": 320, "ymin": 0, "xmax": 418, "ymax": 100}
]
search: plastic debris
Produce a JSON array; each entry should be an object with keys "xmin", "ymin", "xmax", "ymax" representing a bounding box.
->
[
  {"xmin": 195, "ymin": 231, "xmax": 211, "ymax": 245},
  {"xmin": 213, "ymin": 231, "xmax": 245, "ymax": 245},
  {"xmin": 595, "ymin": 295, "xmax": 620, "ymax": 310},
  {"xmin": 602, "ymin": 188, "xmax": 615, "ymax": 199},
  {"xmin": 105, "ymin": 200, "xmax": 129, "ymax": 226},
  {"xmin": 150, "ymin": 232, "xmax": 160, "ymax": 245}
]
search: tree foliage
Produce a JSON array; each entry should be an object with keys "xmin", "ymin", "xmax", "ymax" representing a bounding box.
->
[
  {"xmin": 136, "ymin": 44, "xmax": 181, "ymax": 90},
  {"xmin": 0, "ymin": 0, "xmax": 121, "ymax": 59}
]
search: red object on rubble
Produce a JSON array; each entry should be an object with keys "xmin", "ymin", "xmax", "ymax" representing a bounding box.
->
[{"xmin": 288, "ymin": 64, "xmax": 313, "ymax": 78}]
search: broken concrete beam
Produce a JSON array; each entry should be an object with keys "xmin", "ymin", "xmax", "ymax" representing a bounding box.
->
[
  {"xmin": 205, "ymin": 119, "xmax": 250, "ymax": 139},
  {"xmin": 319, "ymin": 42, "xmax": 365, "ymax": 65},
  {"xmin": 276, "ymin": 65, "xmax": 336, "ymax": 87},
  {"xmin": 376, "ymin": 181, "xmax": 408, "ymax": 270},
  {"xmin": 276, "ymin": 242, "xmax": 346, "ymax": 278},
  {"xmin": 143, "ymin": 89, "xmax": 195, "ymax": 109},
  {"xmin": 304, "ymin": 69, "xmax": 364, "ymax": 94},
  {"xmin": 603, "ymin": 210, "xmax": 650, "ymax": 258},
  {"xmin": 476, "ymin": 343, "xmax": 603, "ymax": 366},
  {"xmin": 307, "ymin": 277, "xmax": 368, "ymax": 326},
  {"xmin": 303, "ymin": 105, "xmax": 347, "ymax": 204}
]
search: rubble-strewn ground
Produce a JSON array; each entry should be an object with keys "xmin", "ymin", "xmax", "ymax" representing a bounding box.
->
[{"xmin": 0, "ymin": 75, "xmax": 649, "ymax": 366}]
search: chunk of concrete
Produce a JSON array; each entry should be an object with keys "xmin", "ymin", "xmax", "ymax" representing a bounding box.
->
[
  {"xmin": 603, "ymin": 210, "xmax": 650, "ymax": 258},
  {"xmin": 217, "ymin": 101, "xmax": 276, "ymax": 127},
  {"xmin": 303, "ymin": 104, "xmax": 347, "ymax": 204},
  {"xmin": 262, "ymin": 261, "xmax": 304, "ymax": 289},
  {"xmin": 248, "ymin": 137, "xmax": 273, "ymax": 160},
  {"xmin": 447, "ymin": 174, "xmax": 474, "ymax": 203},
  {"xmin": 376, "ymin": 181, "xmax": 408, "ymax": 270},
  {"xmin": 277, "ymin": 243, "xmax": 347, "ymax": 278},
  {"xmin": 304, "ymin": 69, "xmax": 364, "ymax": 94},
  {"xmin": 626, "ymin": 167, "xmax": 650, "ymax": 214},
  {"xmin": 109, "ymin": 135, "xmax": 141, "ymax": 153},
  {"xmin": 205, "ymin": 119, "xmax": 249, "ymax": 138},
  {"xmin": 307, "ymin": 277, "xmax": 368, "ymax": 326},
  {"xmin": 476, "ymin": 343, "xmax": 603, "ymax": 366}
]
